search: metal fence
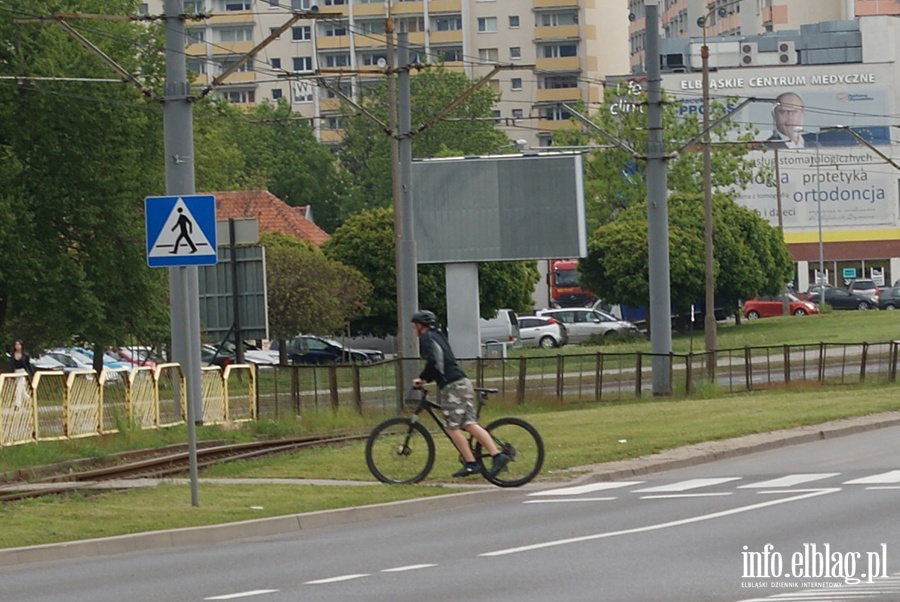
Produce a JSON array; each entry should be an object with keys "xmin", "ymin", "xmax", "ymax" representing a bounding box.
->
[
  {"xmin": 253, "ymin": 341, "xmax": 900, "ymax": 417},
  {"xmin": 0, "ymin": 363, "xmax": 255, "ymax": 447}
]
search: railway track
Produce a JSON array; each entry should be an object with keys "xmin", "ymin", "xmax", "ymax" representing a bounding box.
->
[{"xmin": 0, "ymin": 434, "xmax": 367, "ymax": 503}]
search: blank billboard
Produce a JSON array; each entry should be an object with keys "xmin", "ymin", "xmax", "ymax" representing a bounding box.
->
[{"xmin": 411, "ymin": 153, "xmax": 586, "ymax": 263}]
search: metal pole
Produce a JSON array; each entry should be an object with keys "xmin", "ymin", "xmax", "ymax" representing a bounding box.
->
[
  {"xmin": 774, "ymin": 145, "xmax": 789, "ymax": 315},
  {"xmin": 645, "ymin": 0, "xmax": 672, "ymax": 396},
  {"xmin": 816, "ymin": 131, "xmax": 824, "ymax": 294},
  {"xmin": 163, "ymin": 0, "xmax": 199, "ymax": 506},
  {"xmin": 396, "ymin": 32, "xmax": 419, "ymax": 405},
  {"xmin": 230, "ymin": 219, "xmax": 243, "ymax": 364},
  {"xmin": 701, "ymin": 20, "xmax": 716, "ymax": 367}
]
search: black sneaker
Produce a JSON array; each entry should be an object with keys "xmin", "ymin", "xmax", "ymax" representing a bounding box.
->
[
  {"xmin": 488, "ymin": 453, "xmax": 509, "ymax": 477},
  {"xmin": 452, "ymin": 463, "xmax": 482, "ymax": 478}
]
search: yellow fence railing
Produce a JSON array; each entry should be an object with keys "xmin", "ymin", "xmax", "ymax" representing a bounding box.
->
[{"xmin": 0, "ymin": 363, "xmax": 256, "ymax": 447}]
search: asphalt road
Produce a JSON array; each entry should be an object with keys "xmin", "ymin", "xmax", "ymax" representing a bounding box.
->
[{"xmin": 5, "ymin": 424, "xmax": 900, "ymax": 601}]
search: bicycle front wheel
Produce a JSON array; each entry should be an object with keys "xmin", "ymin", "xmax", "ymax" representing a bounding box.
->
[
  {"xmin": 365, "ymin": 417, "xmax": 435, "ymax": 484},
  {"xmin": 476, "ymin": 417, "xmax": 544, "ymax": 488}
]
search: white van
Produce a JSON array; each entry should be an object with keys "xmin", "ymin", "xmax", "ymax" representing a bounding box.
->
[{"xmin": 479, "ymin": 309, "xmax": 520, "ymax": 346}]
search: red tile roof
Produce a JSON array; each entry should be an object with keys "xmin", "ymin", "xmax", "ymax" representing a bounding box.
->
[{"xmin": 209, "ymin": 190, "xmax": 330, "ymax": 248}]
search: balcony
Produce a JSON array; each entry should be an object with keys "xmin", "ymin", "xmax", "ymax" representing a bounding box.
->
[
  {"xmin": 317, "ymin": 35, "xmax": 351, "ymax": 50},
  {"xmin": 429, "ymin": 0, "xmax": 461, "ymax": 13},
  {"xmin": 210, "ymin": 41, "xmax": 254, "ymax": 55},
  {"xmin": 319, "ymin": 97, "xmax": 342, "ymax": 111},
  {"xmin": 533, "ymin": 0, "xmax": 579, "ymax": 8},
  {"xmin": 392, "ymin": 1, "xmax": 424, "ymax": 14},
  {"xmin": 535, "ymin": 56, "xmax": 580, "ymax": 71},
  {"xmin": 354, "ymin": 34, "xmax": 388, "ymax": 49},
  {"xmin": 318, "ymin": 129, "xmax": 344, "ymax": 143},
  {"xmin": 534, "ymin": 25, "xmax": 579, "ymax": 41},
  {"xmin": 535, "ymin": 87, "xmax": 581, "ymax": 103},
  {"xmin": 429, "ymin": 30, "xmax": 462, "ymax": 45},
  {"xmin": 186, "ymin": 42, "xmax": 207, "ymax": 57},
  {"xmin": 208, "ymin": 12, "xmax": 254, "ymax": 25},
  {"xmin": 215, "ymin": 71, "xmax": 257, "ymax": 84}
]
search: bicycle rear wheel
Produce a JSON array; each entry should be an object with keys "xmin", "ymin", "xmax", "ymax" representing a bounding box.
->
[
  {"xmin": 475, "ymin": 417, "xmax": 544, "ymax": 487},
  {"xmin": 365, "ymin": 417, "xmax": 435, "ymax": 484}
]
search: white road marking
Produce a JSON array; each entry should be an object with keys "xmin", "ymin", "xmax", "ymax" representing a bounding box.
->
[
  {"xmin": 480, "ymin": 488, "xmax": 839, "ymax": 557},
  {"xmin": 844, "ymin": 470, "xmax": 900, "ymax": 485},
  {"xmin": 304, "ymin": 574, "xmax": 369, "ymax": 585},
  {"xmin": 524, "ymin": 497, "xmax": 617, "ymax": 504},
  {"xmin": 738, "ymin": 473, "xmax": 840, "ymax": 489},
  {"xmin": 204, "ymin": 591, "xmax": 279, "ymax": 600},
  {"xmin": 381, "ymin": 564, "xmax": 436, "ymax": 573},
  {"xmin": 527, "ymin": 482, "xmax": 644, "ymax": 496},
  {"xmin": 632, "ymin": 477, "xmax": 741, "ymax": 493},
  {"xmin": 639, "ymin": 492, "xmax": 733, "ymax": 499}
]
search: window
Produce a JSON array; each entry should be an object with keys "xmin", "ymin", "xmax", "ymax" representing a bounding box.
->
[
  {"xmin": 219, "ymin": 58, "xmax": 253, "ymax": 73},
  {"xmin": 184, "ymin": 1, "xmax": 204, "ymax": 12},
  {"xmin": 272, "ymin": 88, "xmax": 283, "ymax": 99},
  {"xmin": 358, "ymin": 20, "xmax": 386, "ymax": 34},
  {"xmin": 361, "ymin": 52, "xmax": 387, "ymax": 66},
  {"xmin": 434, "ymin": 16, "xmax": 462, "ymax": 31},
  {"xmin": 541, "ymin": 74, "xmax": 578, "ymax": 89},
  {"xmin": 267, "ymin": 0, "xmax": 278, "ymax": 6},
  {"xmin": 324, "ymin": 0, "xmax": 345, "ymax": 5},
  {"xmin": 324, "ymin": 53, "xmax": 350, "ymax": 68},
  {"xmin": 293, "ymin": 56, "xmax": 313, "ymax": 72},
  {"xmin": 323, "ymin": 22, "xmax": 348, "ymax": 37},
  {"xmin": 219, "ymin": 27, "xmax": 253, "ymax": 43},
  {"xmin": 270, "ymin": 57, "xmax": 281, "ymax": 69},
  {"xmin": 478, "ymin": 48, "xmax": 499, "ymax": 63},
  {"xmin": 292, "ymin": 80, "xmax": 313, "ymax": 102},
  {"xmin": 291, "ymin": 0, "xmax": 311, "ymax": 8},
  {"xmin": 511, "ymin": 78, "xmax": 522, "ymax": 90},
  {"xmin": 187, "ymin": 59, "xmax": 207, "ymax": 74},
  {"xmin": 509, "ymin": 15, "xmax": 520, "ymax": 28},
  {"xmin": 397, "ymin": 17, "xmax": 425, "ymax": 33},
  {"xmin": 542, "ymin": 105, "xmax": 573, "ymax": 121},
  {"xmin": 477, "ymin": 17, "xmax": 498, "ymax": 32},
  {"xmin": 542, "ymin": 43, "xmax": 578, "ymax": 58},
  {"xmin": 269, "ymin": 27, "xmax": 281, "ymax": 40},
  {"xmin": 510, "ymin": 46, "xmax": 521, "ymax": 60},
  {"xmin": 512, "ymin": 108, "xmax": 523, "ymax": 119},
  {"xmin": 221, "ymin": 89, "xmax": 254, "ymax": 103},
  {"xmin": 539, "ymin": 12, "xmax": 578, "ymax": 26},
  {"xmin": 325, "ymin": 116, "xmax": 344, "ymax": 129},
  {"xmin": 491, "ymin": 110, "xmax": 501, "ymax": 124},
  {"xmin": 434, "ymin": 47, "xmax": 463, "ymax": 62},
  {"xmin": 224, "ymin": 1, "xmax": 251, "ymax": 10},
  {"xmin": 292, "ymin": 26, "xmax": 311, "ymax": 41},
  {"xmin": 137, "ymin": 3, "xmax": 149, "ymax": 15},
  {"xmin": 186, "ymin": 29, "xmax": 205, "ymax": 44}
]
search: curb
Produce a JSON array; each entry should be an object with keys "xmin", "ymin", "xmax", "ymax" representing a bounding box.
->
[{"xmin": 3, "ymin": 411, "xmax": 900, "ymax": 567}]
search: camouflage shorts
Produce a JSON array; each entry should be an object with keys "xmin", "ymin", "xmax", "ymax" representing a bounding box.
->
[{"xmin": 439, "ymin": 378, "xmax": 477, "ymax": 430}]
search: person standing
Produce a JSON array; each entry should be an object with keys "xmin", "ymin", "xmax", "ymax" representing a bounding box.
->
[
  {"xmin": 9, "ymin": 340, "xmax": 34, "ymax": 409},
  {"xmin": 410, "ymin": 310, "xmax": 509, "ymax": 478}
]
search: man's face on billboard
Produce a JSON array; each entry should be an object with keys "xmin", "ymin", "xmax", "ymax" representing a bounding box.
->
[{"xmin": 774, "ymin": 95, "xmax": 804, "ymax": 137}]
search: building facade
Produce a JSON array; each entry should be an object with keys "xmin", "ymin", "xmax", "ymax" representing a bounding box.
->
[{"xmin": 142, "ymin": 0, "xmax": 629, "ymax": 148}]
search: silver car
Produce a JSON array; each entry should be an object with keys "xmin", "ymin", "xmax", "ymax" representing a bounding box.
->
[
  {"xmin": 518, "ymin": 316, "xmax": 568, "ymax": 349},
  {"xmin": 536, "ymin": 308, "xmax": 641, "ymax": 344}
]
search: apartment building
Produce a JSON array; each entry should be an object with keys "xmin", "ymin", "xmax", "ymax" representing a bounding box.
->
[
  {"xmin": 141, "ymin": 0, "xmax": 629, "ymax": 148},
  {"xmin": 626, "ymin": 0, "xmax": 899, "ymax": 72}
]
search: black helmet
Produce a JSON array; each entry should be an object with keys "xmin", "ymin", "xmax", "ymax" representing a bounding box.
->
[{"xmin": 411, "ymin": 310, "xmax": 437, "ymax": 327}]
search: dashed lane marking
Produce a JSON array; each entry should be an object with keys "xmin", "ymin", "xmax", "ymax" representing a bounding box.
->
[
  {"xmin": 304, "ymin": 574, "xmax": 370, "ymax": 585},
  {"xmin": 738, "ymin": 473, "xmax": 840, "ymax": 489},
  {"xmin": 632, "ymin": 477, "xmax": 742, "ymax": 493},
  {"xmin": 204, "ymin": 590, "xmax": 279, "ymax": 600},
  {"xmin": 526, "ymin": 482, "xmax": 644, "ymax": 497},
  {"xmin": 381, "ymin": 564, "xmax": 437, "ymax": 573}
]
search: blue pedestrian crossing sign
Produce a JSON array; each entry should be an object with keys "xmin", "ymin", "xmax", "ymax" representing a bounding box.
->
[{"xmin": 145, "ymin": 195, "xmax": 217, "ymax": 267}]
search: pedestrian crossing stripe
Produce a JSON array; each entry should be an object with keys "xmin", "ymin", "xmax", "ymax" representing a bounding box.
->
[{"xmin": 145, "ymin": 195, "xmax": 217, "ymax": 267}]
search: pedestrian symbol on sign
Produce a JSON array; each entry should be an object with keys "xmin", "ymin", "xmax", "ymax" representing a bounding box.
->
[{"xmin": 145, "ymin": 195, "xmax": 217, "ymax": 267}]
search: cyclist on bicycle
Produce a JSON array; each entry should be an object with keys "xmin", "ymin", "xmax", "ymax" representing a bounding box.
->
[{"xmin": 410, "ymin": 310, "xmax": 509, "ymax": 478}]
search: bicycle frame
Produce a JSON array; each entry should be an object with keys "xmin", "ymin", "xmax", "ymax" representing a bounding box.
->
[{"xmin": 406, "ymin": 387, "xmax": 494, "ymax": 453}]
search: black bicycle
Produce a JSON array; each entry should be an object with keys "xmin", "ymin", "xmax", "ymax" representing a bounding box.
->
[{"xmin": 365, "ymin": 386, "xmax": 544, "ymax": 487}]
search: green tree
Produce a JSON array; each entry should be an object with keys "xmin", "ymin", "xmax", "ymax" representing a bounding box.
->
[
  {"xmin": 338, "ymin": 65, "xmax": 510, "ymax": 209},
  {"xmin": 262, "ymin": 232, "xmax": 371, "ymax": 355},
  {"xmin": 0, "ymin": 0, "xmax": 169, "ymax": 354},
  {"xmin": 323, "ymin": 208, "xmax": 539, "ymax": 337},
  {"xmin": 579, "ymin": 193, "xmax": 793, "ymax": 320}
]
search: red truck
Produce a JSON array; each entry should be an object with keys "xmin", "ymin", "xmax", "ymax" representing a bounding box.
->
[{"xmin": 548, "ymin": 259, "xmax": 594, "ymax": 308}]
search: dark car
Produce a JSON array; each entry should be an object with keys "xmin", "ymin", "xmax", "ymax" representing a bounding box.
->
[
  {"xmin": 201, "ymin": 344, "xmax": 235, "ymax": 369},
  {"xmin": 808, "ymin": 288, "xmax": 874, "ymax": 310},
  {"xmin": 877, "ymin": 286, "xmax": 900, "ymax": 310},
  {"xmin": 280, "ymin": 335, "xmax": 385, "ymax": 365}
]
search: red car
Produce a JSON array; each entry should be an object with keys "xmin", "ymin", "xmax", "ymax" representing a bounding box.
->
[{"xmin": 743, "ymin": 294, "xmax": 819, "ymax": 319}]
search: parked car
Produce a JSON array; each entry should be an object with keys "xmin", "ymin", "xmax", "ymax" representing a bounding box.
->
[
  {"xmin": 274, "ymin": 335, "xmax": 385, "ymax": 365},
  {"xmin": 877, "ymin": 286, "xmax": 900, "ymax": 310},
  {"xmin": 115, "ymin": 346, "xmax": 159, "ymax": 368},
  {"xmin": 807, "ymin": 288, "xmax": 874, "ymax": 310},
  {"xmin": 536, "ymin": 308, "xmax": 641, "ymax": 343},
  {"xmin": 797, "ymin": 283, "xmax": 833, "ymax": 300},
  {"xmin": 71, "ymin": 347, "xmax": 130, "ymax": 371},
  {"xmin": 742, "ymin": 295, "xmax": 818, "ymax": 319},
  {"xmin": 217, "ymin": 341, "xmax": 279, "ymax": 365},
  {"xmin": 45, "ymin": 348, "xmax": 121, "ymax": 382},
  {"xmin": 201, "ymin": 344, "xmax": 235, "ymax": 369},
  {"xmin": 31, "ymin": 354, "xmax": 78, "ymax": 375},
  {"xmin": 479, "ymin": 309, "xmax": 520, "ymax": 345},
  {"xmin": 847, "ymin": 278, "xmax": 880, "ymax": 303},
  {"xmin": 518, "ymin": 316, "xmax": 568, "ymax": 349}
]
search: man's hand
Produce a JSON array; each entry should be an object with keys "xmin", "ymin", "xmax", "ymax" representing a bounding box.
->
[{"xmin": 412, "ymin": 378, "xmax": 424, "ymax": 388}]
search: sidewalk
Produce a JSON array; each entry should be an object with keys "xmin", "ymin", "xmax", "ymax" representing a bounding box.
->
[{"xmin": 2, "ymin": 410, "xmax": 899, "ymax": 567}]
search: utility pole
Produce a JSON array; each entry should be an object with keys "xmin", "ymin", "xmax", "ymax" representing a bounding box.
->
[
  {"xmin": 645, "ymin": 0, "xmax": 672, "ymax": 396},
  {"xmin": 163, "ymin": 0, "xmax": 200, "ymax": 506}
]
